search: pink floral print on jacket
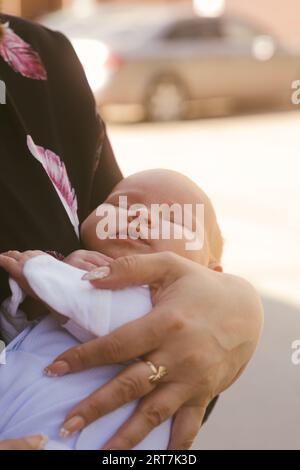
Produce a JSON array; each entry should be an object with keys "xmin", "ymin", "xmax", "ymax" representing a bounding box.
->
[
  {"xmin": 27, "ymin": 136, "xmax": 79, "ymax": 236},
  {"xmin": 0, "ymin": 23, "xmax": 47, "ymax": 80}
]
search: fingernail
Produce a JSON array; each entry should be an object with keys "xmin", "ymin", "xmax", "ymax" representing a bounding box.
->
[
  {"xmin": 43, "ymin": 369, "xmax": 58, "ymax": 378},
  {"xmin": 60, "ymin": 416, "xmax": 85, "ymax": 438},
  {"xmin": 44, "ymin": 361, "xmax": 70, "ymax": 377},
  {"xmin": 25, "ymin": 434, "xmax": 49, "ymax": 450},
  {"xmin": 82, "ymin": 267, "xmax": 111, "ymax": 281}
]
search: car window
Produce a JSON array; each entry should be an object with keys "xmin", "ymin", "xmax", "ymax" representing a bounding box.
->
[
  {"xmin": 223, "ymin": 19, "xmax": 260, "ymax": 41},
  {"xmin": 165, "ymin": 19, "xmax": 224, "ymax": 41}
]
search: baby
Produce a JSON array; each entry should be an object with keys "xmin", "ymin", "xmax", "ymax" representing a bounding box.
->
[{"xmin": 0, "ymin": 169, "xmax": 223, "ymax": 450}]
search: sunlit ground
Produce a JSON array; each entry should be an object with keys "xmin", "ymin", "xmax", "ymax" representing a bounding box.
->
[
  {"xmin": 109, "ymin": 110, "xmax": 300, "ymax": 449},
  {"xmin": 109, "ymin": 110, "xmax": 300, "ymax": 309}
]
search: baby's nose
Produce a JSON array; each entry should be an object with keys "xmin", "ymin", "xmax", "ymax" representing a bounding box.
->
[{"xmin": 128, "ymin": 208, "xmax": 151, "ymax": 226}]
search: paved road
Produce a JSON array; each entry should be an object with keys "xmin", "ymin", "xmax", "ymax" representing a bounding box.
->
[{"xmin": 108, "ymin": 110, "xmax": 300, "ymax": 449}]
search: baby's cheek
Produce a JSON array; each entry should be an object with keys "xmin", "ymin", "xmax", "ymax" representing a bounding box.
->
[
  {"xmin": 150, "ymin": 236, "xmax": 206, "ymax": 265},
  {"xmin": 81, "ymin": 216, "xmax": 95, "ymax": 247},
  {"xmin": 150, "ymin": 237, "xmax": 187, "ymax": 258}
]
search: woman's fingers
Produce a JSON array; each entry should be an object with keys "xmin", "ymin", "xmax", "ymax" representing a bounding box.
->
[
  {"xmin": 102, "ymin": 384, "xmax": 187, "ymax": 450},
  {"xmin": 82, "ymin": 252, "xmax": 189, "ymax": 290},
  {"xmin": 0, "ymin": 435, "xmax": 48, "ymax": 450},
  {"xmin": 168, "ymin": 404, "xmax": 207, "ymax": 450},
  {"xmin": 45, "ymin": 308, "xmax": 170, "ymax": 375},
  {"xmin": 60, "ymin": 360, "xmax": 162, "ymax": 436}
]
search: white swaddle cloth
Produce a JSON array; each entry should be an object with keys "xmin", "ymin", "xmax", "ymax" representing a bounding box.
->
[
  {"xmin": 24, "ymin": 255, "xmax": 129, "ymax": 340},
  {"xmin": 0, "ymin": 255, "xmax": 171, "ymax": 450}
]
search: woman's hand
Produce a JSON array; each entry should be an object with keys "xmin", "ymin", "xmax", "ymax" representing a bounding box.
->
[
  {"xmin": 45, "ymin": 252, "xmax": 263, "ymax": 450},
  {"xmin": 0, "ymin": 435, "xmax": 48, "ymax": 450}
]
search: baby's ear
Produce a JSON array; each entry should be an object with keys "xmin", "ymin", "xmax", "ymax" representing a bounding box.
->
[{"xmin": 209, "ymin": 262, "xmax": 223, "ymax": 273}]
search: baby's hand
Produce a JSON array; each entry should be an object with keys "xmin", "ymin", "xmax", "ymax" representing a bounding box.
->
[
  {"xmin": 0, "ymin": 250, "xmax": 45, "ymax": 298},
  {"xmin": 64, "ymin": 250, "xmax": 112, "ymax": 272}
]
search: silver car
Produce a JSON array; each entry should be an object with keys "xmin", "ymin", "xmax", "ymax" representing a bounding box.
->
[{"xmin": 41, "ymin": 4, "xmax": 300, "ymax": 121}]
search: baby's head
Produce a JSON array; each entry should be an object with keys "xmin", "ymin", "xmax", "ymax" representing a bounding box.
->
[{"xmin": 81, "ymin": 169, "xmax": 223, "ymax": 272}]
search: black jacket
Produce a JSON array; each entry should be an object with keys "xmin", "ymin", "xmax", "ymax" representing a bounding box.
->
[{"xmin": 0, "ymin": 14, "xmax": 122, "ymax": 305}]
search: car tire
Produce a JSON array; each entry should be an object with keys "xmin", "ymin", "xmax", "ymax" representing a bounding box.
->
[{"xmin": 145, "ymin": 75, "xmax": 188, "ymax": 122}]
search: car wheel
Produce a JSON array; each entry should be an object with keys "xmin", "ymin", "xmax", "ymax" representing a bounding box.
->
[{"xmin": 146, "ymin": 76, "xmax": 187, "ymax": 122}]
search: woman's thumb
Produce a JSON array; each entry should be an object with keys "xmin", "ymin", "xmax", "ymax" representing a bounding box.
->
[{"xmin": 81, "ymin": 252, "xmax": 181, "ymax": 290}]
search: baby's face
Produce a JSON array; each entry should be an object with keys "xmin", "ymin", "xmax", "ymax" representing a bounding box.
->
[{"xmin": 81, "ymin": 170, "xmax": 222, "ymax": 269}]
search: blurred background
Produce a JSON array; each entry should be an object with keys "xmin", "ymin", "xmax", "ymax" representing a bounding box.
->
[{"xmin": 2, "ymin": 0, "xmax": 300, "ymax": 450}]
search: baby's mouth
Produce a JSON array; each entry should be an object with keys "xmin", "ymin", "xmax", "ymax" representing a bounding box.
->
[{"xmin": 113, "ymin": 224, "xmax": 151, "ymax": 246}]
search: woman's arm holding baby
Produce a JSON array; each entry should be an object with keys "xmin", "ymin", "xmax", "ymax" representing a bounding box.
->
[
  {"xmin": 0, "ymin": 250, "xmax": 263, "ymax": 450},
  {"xmin": 45, "ymin": 252, "xmax": 263, "ymax": 450}
]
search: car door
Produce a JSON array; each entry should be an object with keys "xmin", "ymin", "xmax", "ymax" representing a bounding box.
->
[
  {"xmin": 159, "ymin": 16, "xmax": 297, "ymax": 105},
  {"xmin": 160, "ymin": 18, "xmax": 236, "ymax": 101},
  {"xmin": 221, "ymin": 18, "xmax": 298, "ymax": 103}
]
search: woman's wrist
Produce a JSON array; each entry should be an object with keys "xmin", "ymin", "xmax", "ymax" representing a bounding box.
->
[{"xmin": 224, "ymin": 272, "xmax": 264, "ymax": 339}]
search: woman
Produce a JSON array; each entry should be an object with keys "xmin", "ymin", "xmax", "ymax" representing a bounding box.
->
[{"xmin": 0, "ymin": 14, "xmax": 263, "ymax": 450}]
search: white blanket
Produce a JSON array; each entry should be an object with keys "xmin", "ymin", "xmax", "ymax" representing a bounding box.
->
[{"xmin": 0, "ymin": 255, "xmax": 171, "ymax": 450}]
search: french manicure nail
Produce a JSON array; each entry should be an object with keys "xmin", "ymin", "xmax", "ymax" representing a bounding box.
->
[
  {"xmin": 60, "ymin": 416, "xmax": 85, "ymax": 438},
  {"xmin": 82, "ymin": 267, "xmax": 111, "ymax": 281},
  {"xmin": 25, "ymin": 434, "xmax": 49, "ymax": 450},
  {"xmin": 43, "ymin": 368, "xmax": 58, "ymax": 378},
  {"xmin": 59, "ymin": 427, "xmax": 71, "ymax": 439},
  {"xmin": 44, "ymin": 360, "xmax": 70, "ymax": 377}
]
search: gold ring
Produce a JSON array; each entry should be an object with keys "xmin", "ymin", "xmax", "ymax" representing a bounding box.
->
[{"xmin": 145, "ymin": 361, "xmax": 168, "ymax": 385}]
